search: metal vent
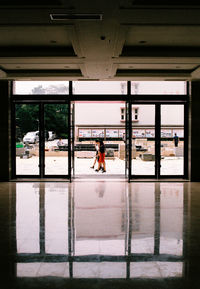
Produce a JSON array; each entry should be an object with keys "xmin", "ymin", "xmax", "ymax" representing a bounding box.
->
[{"xmin": 50, "ymin": 13, "xmax": 103, "ymax": 21}]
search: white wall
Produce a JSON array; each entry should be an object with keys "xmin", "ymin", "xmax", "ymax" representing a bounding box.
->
[
  {"xmin": 75, "ymin": 102, "xmax": 124, "ymax": 125},
  {"xmin": 75, "ymin": 103, "xmax": 184, "ymax": 126}
]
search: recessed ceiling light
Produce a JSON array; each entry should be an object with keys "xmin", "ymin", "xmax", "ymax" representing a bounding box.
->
[{"xmin": 50, "ymin": 13, "xmax": 103, "ymax": 21}]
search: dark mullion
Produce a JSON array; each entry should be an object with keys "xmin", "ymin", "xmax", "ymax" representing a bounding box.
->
[
  {"xmin": 183, "ymin": 182, "xmax": 189, "ymax": 278},
  {"xmin": 127, "ymin": 186, "xmax": 132, "ymax": 279},
  {"xmin": 11, "ymin": 102, "xmax": 16, "ymax": 179},
  {"xmin": 156, "ymin": 104, "xmax": 161, "ymax": 178},
  {"xmin": 39, "ymin": 103, "xmax": 45, "ymax": 178},
  {"xmin": 184, "ymin": 102, "xmax": 189, "ymax": 179},
  {"xmin": 68, "ymin": 186, "xmax": 73, "ymax": 278},
  {"xmin": 68, "ymin": 101, "xmax": 72, "ymax": 181},
  {"xmin": 127, "ymin": 81, "xmax": 132, "ymax": 181},
  {"xmin": 10, "ymin": 183, "xmax": 17, "ymax": 280},
  {"xmin": 154, "ymin": 183, "xmax": 161, "ymax": 255},
  {"xmin": 39, "ymin": 183, "xmax": 45, "ymax": 255}
]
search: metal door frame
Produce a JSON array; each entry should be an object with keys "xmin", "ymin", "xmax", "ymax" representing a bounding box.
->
[
  {"xmin": 11, "ymin": 81, "xmax": 189, "ymax": 180},
  {"xmin": 12, "ymin": 97, "xmax": 70, "ymax": 179},
  {"xmin": 130, "ymin": 100, "xmax": 188, "ymax": 179}
]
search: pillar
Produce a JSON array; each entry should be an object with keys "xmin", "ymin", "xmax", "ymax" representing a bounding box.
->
[{"xmin": 0, "ymin": 81, "xmax": 11, "ymax": 181}]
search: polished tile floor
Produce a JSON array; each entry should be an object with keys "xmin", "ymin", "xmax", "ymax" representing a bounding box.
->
[{"xmin": 0, "ymin": 180, "xmax": 200, "ymax": 288}]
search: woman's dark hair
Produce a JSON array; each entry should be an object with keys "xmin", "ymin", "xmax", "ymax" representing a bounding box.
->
[{"xmin": 99, "ymin": 140, "xmax": 104, "ymax": 145}]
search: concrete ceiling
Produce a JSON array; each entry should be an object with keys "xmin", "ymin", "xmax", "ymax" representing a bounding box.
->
[{"xmin": 0, "ymin": 0, "xmax": 200, "ymax": 80}]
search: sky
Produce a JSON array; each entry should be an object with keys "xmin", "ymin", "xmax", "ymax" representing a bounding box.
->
[{"xmin": 14, "ymin": 81, "xmax": 186, "ymax": 95}]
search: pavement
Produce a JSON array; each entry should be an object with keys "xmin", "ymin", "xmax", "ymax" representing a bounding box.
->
[{"xmin": 16, "ymin": 156, "xmax": 184, "ymax": 176}]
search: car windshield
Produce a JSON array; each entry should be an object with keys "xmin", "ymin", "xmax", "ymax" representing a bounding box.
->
[{"xmin": 25, "ymin": 132, "xmax": 35, "ymax": 137}]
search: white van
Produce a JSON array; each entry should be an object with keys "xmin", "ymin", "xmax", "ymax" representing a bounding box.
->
[{"xmin": 23, "ymin": 131, "xmax": 39, "ymax": 144}]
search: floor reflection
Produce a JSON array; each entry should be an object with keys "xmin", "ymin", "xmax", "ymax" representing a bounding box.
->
[{"xmin": 13, "ymin": 181, "xmax": 187, "ymax": 280}]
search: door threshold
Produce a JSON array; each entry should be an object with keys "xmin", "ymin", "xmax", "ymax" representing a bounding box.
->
[
  {"xmin": 10, "ymin": 178, "xmax": 70, "ymax": 182},
  {"xmin": 130, "ymin": 178, "xmax": 189, "ymax": 182},
  {"xmin": 74, "ymin": 174, "xmax": 126, "ymax": 180}
]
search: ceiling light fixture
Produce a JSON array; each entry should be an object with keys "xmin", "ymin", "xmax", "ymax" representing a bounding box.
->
[{"xmin": 50, "ymin": 13, "xmax": 103, "ymax": 21}]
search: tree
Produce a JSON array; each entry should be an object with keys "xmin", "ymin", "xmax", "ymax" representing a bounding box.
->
[
  {"xmin": 31, "ymin": 84, "xmax": 69, "ymax": 95},
  {"xmin": 16, "ymin": 103, "xmax": 69, "ymax": 139}
]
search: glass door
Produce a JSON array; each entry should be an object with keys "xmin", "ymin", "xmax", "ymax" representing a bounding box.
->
[
  {"xmin": 15, "ymin": 103, "xmax": 40, "ymax": 176},
  {"xmin": 15, "ymin": 102, "xmax": 70, "ymax": 178},
  {"xmin": 44, "ymin": 103, "xmax": 69, "ymax": 177},
  {"xmin": 131, "ymin": 104, "xmax": 156, "ymax": 177},
  {"xmin": 160, "ymin": 104, "xmax": 184, "ymax": 176}
]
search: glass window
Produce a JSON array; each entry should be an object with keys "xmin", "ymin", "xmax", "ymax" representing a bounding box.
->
[
  {"xmin": 92, "ymin": 129, "xmax": 104, "ymax": 138},
  {"xmin": 79, "ymin": 129, "xmax": 92, "ymax": 138},
  {"xmin": 131, "ymin": 81, "xmax": 186, "ymax": 95},
  {"xmin": 73, "ymin": 81, "xmax": 127, "ymax": 94},
  {"xmin": 13, "ymin": 81, "xmax": 69, "ymax": 95}
]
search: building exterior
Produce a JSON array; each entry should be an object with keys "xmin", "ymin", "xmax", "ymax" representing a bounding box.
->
[{"xmin": 75, "ymin": 102, "xmax": 184, "ymax": 141}]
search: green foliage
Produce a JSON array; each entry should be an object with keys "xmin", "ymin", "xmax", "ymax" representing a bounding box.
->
[
  {"xmin": 44, "ymin": 104, "xmax": 68, "ymax": 138},
  {"xmin": 16, "ymin": 104, "xmax": 39, "ymax": 137},
  {"xmin": 16, "ymin": 104, "xmax": 69, "ymax": 139}
]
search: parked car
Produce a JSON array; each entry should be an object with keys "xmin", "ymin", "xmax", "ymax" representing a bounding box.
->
[
  {"xmin": 48, "ymin": 131, "xmax": 56, "ymax": 141},
  {"xmin": 23, "ymin": 131, "xmax": 39, "ymax": 144}
]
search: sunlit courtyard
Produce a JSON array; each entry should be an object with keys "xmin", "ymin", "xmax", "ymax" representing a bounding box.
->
[{"xmin": 16, "ymin": 156, "xmax": 184, "ymax": 176}]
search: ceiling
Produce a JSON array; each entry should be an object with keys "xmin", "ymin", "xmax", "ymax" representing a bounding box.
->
[{"xmin": 1, "ymin": 0, "xmax": 200, "ymax": 80}]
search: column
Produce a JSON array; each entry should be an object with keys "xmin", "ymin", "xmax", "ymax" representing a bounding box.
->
[
  {"xmin": 0, "ymin": 81, "xmax": 11, "ymax": 181},
  {"xmin": 190, "ymin": 81, "xmax": 200, "ymax": 181}
]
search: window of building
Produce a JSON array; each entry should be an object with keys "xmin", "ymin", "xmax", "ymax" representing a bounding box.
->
[
  {"xmin": 13, "ymin": 81, "xmax": 69, "ymax": 95},
  {"xmin": 133, "ymin": 107, "xmax": 139, "ymax": 121},
  {"xmin": 121, "ymin": 108, "xmax": 125, "ymax": 121}
]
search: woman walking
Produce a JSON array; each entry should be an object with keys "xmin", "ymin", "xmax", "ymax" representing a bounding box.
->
[
  {"xmin": 95, "ymin": 140, "xmax": 106, "ymax": 173},
  {"xmin": 90, "ymin": 140, "xmax": 99, "ymax": 169}
]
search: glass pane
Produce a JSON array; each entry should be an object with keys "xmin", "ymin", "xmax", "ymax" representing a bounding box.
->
[
  {"xmin": 131, "ymin": 81, "xmax": 186, "ymax": 95},
  {"xmin": 74, "ymin": 182, "xmax": 126, "ymax": 256},
  {"xmin": 160, "ymin": 183, "xmax": 183, "ymax": 256},
  {"xmin": 13, "ymin": 81, "xmax": 69, "ymax": 95},
  {"xmin": 44, "ymin": 104, "xmax": 69, "ymax": 175},
  {"xmin": 16, "ymin": 183, "xmax": 40, "ymax": 253},
  {"xmin": 160, "ymin": 105, "xmax": 184, "ymax": 175},
  {"xmin": 45, "ymin": 184, "xmax": 68, "ymax": 254},
  {"xmin": 131, "ymin": 184, "xmax": 155, "ymax": 254},
  {"xmin": 16, "ymin": 104, "xmax": 40, "ymax": 175},
  {"xmin": 73, "ymin": 81, "xmax": 127, "ymax": 94},
  {"xmin": 131, "ymin": 105, "xmax": 155, "ymax": 175}
]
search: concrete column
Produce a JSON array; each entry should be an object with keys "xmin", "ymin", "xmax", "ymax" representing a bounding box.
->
[
  {"xmin": 0, "ymin": 81, "xmax": 11, "ymax": 181},
  {"xmin": 190, "ymin": 81, "xmax": 200, "ymax": 181}
]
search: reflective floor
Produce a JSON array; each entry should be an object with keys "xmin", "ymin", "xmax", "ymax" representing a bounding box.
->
[{"xmin": 0, "ymin": 180, "xmax": 200, "ymax": 288}]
